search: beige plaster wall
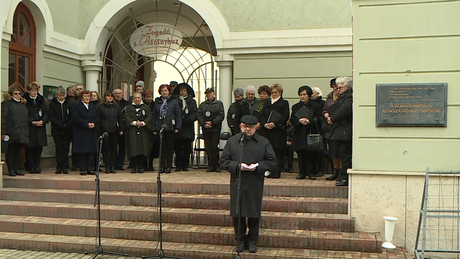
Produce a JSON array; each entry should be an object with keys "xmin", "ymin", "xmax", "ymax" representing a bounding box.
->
[
  {"xmin": 211, "ymin": 0, "xmax": 352, "ymax": 31},
  {"xmin": 351, "ymin": 0, "xmax": 460, "ymax": 254},
  {"xmin": 233, "ymin": 51, "xmax": 352, "ymax": 106}
]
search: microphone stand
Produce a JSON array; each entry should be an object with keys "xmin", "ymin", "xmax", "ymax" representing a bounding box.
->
[
  {"xmin": 143, "ymin": 126, "xmax": 186, "ymax": 259},
  {"xmin": 235, "ymin": 134, "xmax": 245, "ymax": 259},
  {"xmin": 88, "ymin": 134, "xmax": 129, "ymax": 259}
]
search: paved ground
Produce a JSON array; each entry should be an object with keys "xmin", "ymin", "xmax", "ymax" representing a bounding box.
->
[{"xmin": 0, "ymin": 248, "xmax": 144, "ymax": 258}]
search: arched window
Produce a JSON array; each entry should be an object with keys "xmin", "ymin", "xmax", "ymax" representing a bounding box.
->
[{"xmin": 9, "ymin": 3, "xmax": 36, "ymax": 92}]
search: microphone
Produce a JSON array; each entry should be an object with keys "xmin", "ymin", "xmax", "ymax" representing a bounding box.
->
[
  {"xmin": 99, "ymin": 132, "xmax": 109, "ymax": 140},
  {"xmin": 239, "ymin": 132, "xmax": 247, "ymax": 142},
  {"xmin": 160, "ymin": 124, "xmax": 167, "ymax": 133}
]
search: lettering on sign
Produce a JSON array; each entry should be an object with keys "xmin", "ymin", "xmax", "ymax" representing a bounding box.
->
[
  {"xmin": 130, "ymin": 23, "xmax": 182, "ymax": 58},
  {"xmin": 376, "ymin": 83, "xmax": 447, "ymax": 127}
]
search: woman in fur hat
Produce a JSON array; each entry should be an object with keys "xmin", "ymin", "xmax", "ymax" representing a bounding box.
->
[{"xmin": 1, "ymin": 86, "xmax": 29, "ymax": 176}]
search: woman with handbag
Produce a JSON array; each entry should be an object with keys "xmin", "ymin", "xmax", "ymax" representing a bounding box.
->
[{"xmin": 290, "ymin": 85, "xmax": 320, "ymax": 180}]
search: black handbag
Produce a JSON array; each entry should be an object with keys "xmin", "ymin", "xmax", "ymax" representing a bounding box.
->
[{"xmin": 305, "ymin": 120, "xmax": 324, "ymax": 152}]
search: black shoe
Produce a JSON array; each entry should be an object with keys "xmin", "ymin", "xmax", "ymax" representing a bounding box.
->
[
  {"xmin": 296, "ymin": 174, "xmax": 306, "ymax": 179},
  {"xmin": 288, "ymin": 165, "xmax": 294, "ymax": 173},
  {"xmin": 116, "ymin": 166, "xmax": 124, "ymax": 170},
  {"xmin": 326, "ymin": 169, "xmax": 340, "ymax": 180},
  {"xmin": 206, "ymin": 166, "xmax": 215, "ymax": 172},
  {"xmin": 182, "ymin": 167, "xmax": 189, "ymax": 171},
  {"xmin": 267, "ymin": 172, "xmax": 280, "ymax": 178},
  {"xmin": 80, "ymin": 171, "xmax": 87, "ymax": 176},
  {"xmin": 336, "ymin": 179, "xmax": 348, "ymax": 186},
  {"xmin": 55, "ymin": 170, "xmax": 62, "ymax": 174},
  {"xmin": 29, "ymin": 169, "xmax": 36, "ymax": 174},
  {"xmin": 15, "ymin": 170, "xmax": 25, "ymax": 176},
  {"xmin": 87, "ymin": 171, "xmax": 95, "ymax": 175},
  {"xmin": 63, "ymin": 169, "xmax": 69, "ymax": 174},
  {"xmin": 175, "ymin": 167, "xmax": 181, "ymax": 171},
  {"xmin": 138, "ymin": 168, "xmax": 144, "ymax": 173},
  {"xmin": 248, "ymin": 243, "xmax": 257, "ymax": 253},
  {"xmin": 8, "ymin": 170, "xmax": 16, "ymax": 177},
  {"xmin": 280, "ymin": 165, "xmax": 286, "ymax": 172},
  {"xmin": 215, "ymin": 166, "xmax": 221, "ymax": 172},
  {"xmin": 131, "ymin": 167, "xmax": 137, "ymax": 173},
  {"xmin": 308, "ymin": 175, "xmax": 316, "ymax": 180},
  {"xmin": 236, "ymin": 242, "xmax": 245, "ymax": 253},
  {"xmin": 35, "ymin": 167, "xmax": 41, "ymax": 174},
  {"xmin": 165, "ymin": 168, "xmax": 171, "ymax": 174},
  {"xmin": 71, "ymin": 165, "xmax": 78, "ymax": 171},
  {"xmin": 316, "ymin": 171, "xmax": 324, "ymax": 177},
  {"xmin": 111, "ymin": 167, "xmax": 116, "ymax": 174}
]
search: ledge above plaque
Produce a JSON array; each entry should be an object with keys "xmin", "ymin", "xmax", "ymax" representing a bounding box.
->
[{"xmin": 376, "ymin": 83, "xmax": 447, "ymax": 127}]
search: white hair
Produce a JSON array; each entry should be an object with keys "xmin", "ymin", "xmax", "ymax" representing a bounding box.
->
[
  {"xmin": 336, "ymin": 77, "xmax": 353, "ymax": 88},
  {"xmin": 245, "ymin": 85, "xmax": 256, "ymax": 94},
  {"xmin": 312, "ymin": 87, "xmax": 323, "ymax": 97}
]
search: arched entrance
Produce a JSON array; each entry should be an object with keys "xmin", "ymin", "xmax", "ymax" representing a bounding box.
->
[{"xmin": 101, "ymin": 0, "xmax": 218, "ymax": 99}]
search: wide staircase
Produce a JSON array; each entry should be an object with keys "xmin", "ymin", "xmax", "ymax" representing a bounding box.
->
[{"xmin": 0, "ymin": 170, "xmax": 392, "ymax": 258}]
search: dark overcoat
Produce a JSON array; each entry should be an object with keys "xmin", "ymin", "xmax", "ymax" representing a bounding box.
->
[
  {"xmin": 290, "ymin": 101, "xmax": 318, "ymax": 151},
  {"xmin": 152, "ymin": 96, "xmax": 182, "ymax": 132},
  {"xmin": 258, "ymin": 97, "xmax": 290, "ymax": 149},
  {"xmin": 197, "ymin": 98, "xmax": 224, "ymax": 133},
  {"xmin": 97, "ymin": 102, "xmax": 124, "ymax": 134},
  {"xmin": 220, "ymin": 133, "xmax": 276, "ymax": 218},
  {"xmin": 24, "ymin": 93, "xmax": 48, "ymax": 147},
  {"xmin": 72, "ymin": 101, "xmax": 99, "ymax": 153},
  {"xmin": 177, "ymin": 95, "xmax": 197, "ymax": 140},
  {"xmin": 124, "ymin": 103, "xmax": 152, "ymax": 157},
  {"xmin": 48, "ymin": 97, "xmax": 73, "ymax": 136},
  {"xmin": 1, "ymin": 93, "xmax": 29, "ymax": 145},
  {"xmin": 330, "ymin": 88, "xmax": 353, "ymax": 141}
]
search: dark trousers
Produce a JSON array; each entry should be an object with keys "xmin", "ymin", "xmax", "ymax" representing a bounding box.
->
[
  {"xmin": 102, "ymin": 132, "xmax": 119, "ymax": 170},
  {"xmin": 338, "ymin": 139, "xmax": 352, "ymax": 170},
  {"xmin": 297, "ymin": 150, "xmax": 316, "ymax": 177},
  {"xmin": 77, "ymin": 153, "xmax": 95, "ymax": 172},
  {"xmin": 203, "ymin": 132, "xmax": 220, "ymax": 168},
  {"xmin": 232, "ymin": 217, "xmax": 260, "ymax": 244},
  {"xmin": 159, "ymin": 131, "xmax": 176, "ymax": 170},
  {"xmin": 271, "ymin": 148, "xmax": 285, "ymax": 177},
  {"xmin": 116, "ymin": 134, "xmax": 126, "ymax": 168},
  {"xmin": 25, "ymin": 146, "xmax": 43, "ymax": 170},
  {"xmin": 174, "ymin": 138, "xmax": 192, "ymax": 170},
  {"xmin": 131, "ymin": 155, "xmax": 146, "ymax": 171},
  {"xmin": 6, "ymin": 143, "xmax": 24, "ymax": 171},
  {"xmin": 282, "ymin": 145, "xmax": 294, "ymax": 167},
  {"xmin": 53, "ymin": 134, "xmax": 71, "ymax": 171}
]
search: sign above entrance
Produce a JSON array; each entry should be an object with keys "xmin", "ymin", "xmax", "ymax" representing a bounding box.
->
[{"xmin": 130, "ymin": 23, "xmax": 182, "ymax": 58}]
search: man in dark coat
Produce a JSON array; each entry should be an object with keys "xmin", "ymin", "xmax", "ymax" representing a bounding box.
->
[
  {"xmin": 324, "ymin": 77, "xmax": 353, "ymax": 186},
  {"xmin": 220, "ymin": 115, "xmax": 276, "ymax": 253},
  {"xmin": 114, "ymin": 88, "xmax": 130, "ymax": 170},
  {"xmin": 227, "ymin": 88, "xmax": 244, "ymax": 135},
  {"xmin": 197, "ymin": 87, "xmax": 224, "ymax": 172},
  {"xmin": 49, "ymin": 87, "xmax": 73, "ymax": 174}
]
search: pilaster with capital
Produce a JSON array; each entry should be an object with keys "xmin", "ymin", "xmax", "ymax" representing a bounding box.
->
[{"xmin": 81, "ymin": 60, "xmax": 103, "ymax": 92}]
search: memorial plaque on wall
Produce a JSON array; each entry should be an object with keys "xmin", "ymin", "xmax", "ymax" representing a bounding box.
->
[{"xmin": 376, "ymin": 83, "xmax": 447, "ymax": 127}]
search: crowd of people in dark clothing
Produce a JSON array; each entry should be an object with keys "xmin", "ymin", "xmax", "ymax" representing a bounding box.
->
[{"xmin": 1, "ymin": 77, "xmax": 352, "ymax": 186}]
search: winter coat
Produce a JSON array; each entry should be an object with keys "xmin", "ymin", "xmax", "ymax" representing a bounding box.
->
[
  {"xmin": 1, "ymin": 93, "xmax": 29, "ymax": 145},
  {"xmin": 48, "ymin": 97, "xmax": 73, "ymax": 136},
  {"xmin": 152, "ymin": 96, "xmax": 182, "ymax": 132},
  {"xmin": 124, "ymin": 102, "xmax": 152, "ymax": 157},
  {"xmin": 220, "ymin": 132, "xmax": 276, "ymax": 218},
  {"xmin": 177, "ymin": 95, "xmax": 197, "ymax": 140},
  {"xmin": 227, "ymin": 100, "xmax": 242, "ymax": 135},
  {"xmin": 97, "ymin": 102, "xmax": 124, "ymax": 134},
  {"xmin": 197, "ymin": 98, "xmax": 225, "ymax": 133},
  {"xmin": 258, "ymin": 97, "xmax": 290, "ymax": 150},
  {"xmin": 23, "ymin": 92, "xmax": 48, "ymax": 147},
  {"xmin": 72, "ymin": 101, "xmax": 99, "ymax": 153},
  {"xmin": 329, "ymin": 88, "xmax": 353, "ymax": 141},
  {"xmin": 290, "ymin": 100, "xmax": 319, "ymax": 151}
]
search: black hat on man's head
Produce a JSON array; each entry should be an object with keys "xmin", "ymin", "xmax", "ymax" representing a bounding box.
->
[
  {"xmin": 240, "ymin": 115, "xmax": 258, "ymax": 125},
  {"xmin": 205, "ymin": 88, "xmax": 214, "ymax": 94}
]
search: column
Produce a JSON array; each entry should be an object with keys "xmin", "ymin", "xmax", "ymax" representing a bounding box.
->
[
  {"xmin": 81, "ymin": 60, "xmax": 103, "ymax": 92},
  {"xmin": 216, "ymin": 60, "xmax": 233, "ymax": 134}
]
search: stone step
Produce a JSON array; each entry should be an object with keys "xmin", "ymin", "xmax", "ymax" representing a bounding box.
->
[
  {"xmin": 0, "ymin": 188, "xmax": 348, "ymax": 214},
  {"xmin": 0, "ymin": 232, "xmax": 386, "ymax": 258},
  {"xmin": 0, "ymin": 215, "xmax": 380, "ymax": 252},
  {"xmin": 0, "ymin": 200, "xmax": 354, "ymax": 232},
  {"xmin": 3, "ymin": 174, "xmax": 348, "ymax": 198}
]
